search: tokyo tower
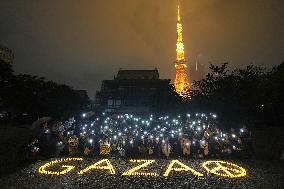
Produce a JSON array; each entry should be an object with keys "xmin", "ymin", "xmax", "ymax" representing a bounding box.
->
[{"xmin": 174, "ymin": 0, "xmax": 191, "ymax": 99}]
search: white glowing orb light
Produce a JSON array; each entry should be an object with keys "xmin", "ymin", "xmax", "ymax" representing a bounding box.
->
[{"xmin": 45, "ymin": 129, "xmax": 50, "ymax": 134}]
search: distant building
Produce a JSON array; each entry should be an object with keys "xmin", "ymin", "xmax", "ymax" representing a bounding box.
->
[
  {"xmin": 0, "ymin": 45, "xmax": 14, "ymax": 64},
  {"xmin": 95, "ymin": 69, "xmax": 171, "ymax": 114},
  {"xmin": 189, "ymin": 61, "xmax": 206, "ymax": 83}
]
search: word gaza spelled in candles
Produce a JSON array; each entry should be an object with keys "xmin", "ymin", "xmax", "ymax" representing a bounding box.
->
[{"xmin": 38, "ymin": 158, "xmax": 247, "ymax": 179}]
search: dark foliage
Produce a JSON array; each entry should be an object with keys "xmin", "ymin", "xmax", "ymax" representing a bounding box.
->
[
  {"xmin": 150, "ymin": 84, "xmax": 185, "ymax": 114},
  {"xmin": 0, "ymin": 60, "xmax": 90, "ymax": 120},
  {"xmin": 190, "ymin": 62, "xmax": 284, "ymax": 128}
]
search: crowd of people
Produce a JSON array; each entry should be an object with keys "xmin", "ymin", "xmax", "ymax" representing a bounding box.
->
[{"xmin": 25, "ymin": 113, "xmax": 253, "ymax": 160}]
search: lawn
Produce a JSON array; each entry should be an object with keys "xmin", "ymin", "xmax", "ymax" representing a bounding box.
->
[{"xmin": 0, "ymin": 124, "xmax": 32, "ymax": 177}]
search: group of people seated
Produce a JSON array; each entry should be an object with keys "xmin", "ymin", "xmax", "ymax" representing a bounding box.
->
[
  {"xmin": 25, "ymin": 113, "xmax": 253, "ymax": 160},
  {"xmin": 67, "ymin": 129, "xmax": 251, "ymax": 159}
]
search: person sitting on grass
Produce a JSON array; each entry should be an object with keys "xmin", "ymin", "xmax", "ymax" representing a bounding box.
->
[{"xmin": 25, "ymin": 138, "xmax": 40, "ymax": 160}]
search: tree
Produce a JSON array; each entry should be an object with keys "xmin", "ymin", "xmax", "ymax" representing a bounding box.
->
[
  {"xmin": 191, "ymin": 63, "xmax": 272, "ymax": 128},
  {"xmin": 0, "ymin": 59, "xmax": 14, "ymax": 110},
  {"xmin": 150, "ymin": 83, "xmax": 185, "ymax": 114},
  {"xmin": 263, "ymin": 62, "xmax": 284, "ymax": 125},
  {"xmin": 0, "ymin": 60, "xmax": 90, "ymax": 121}
]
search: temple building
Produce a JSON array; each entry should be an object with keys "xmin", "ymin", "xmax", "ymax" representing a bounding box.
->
[{"xmin": 95, "ymin": 69, "xmax": 172, "ymax": 114}]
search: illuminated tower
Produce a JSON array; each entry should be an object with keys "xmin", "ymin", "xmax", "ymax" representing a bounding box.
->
[{"xmin": 174, "ymin": 0, "xmax": 191, "ymax": 99}]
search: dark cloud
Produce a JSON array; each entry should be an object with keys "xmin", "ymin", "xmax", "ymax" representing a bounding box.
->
[{"xmin": 1, "ymin": 0, "xmax": 283, "ymax": 97}]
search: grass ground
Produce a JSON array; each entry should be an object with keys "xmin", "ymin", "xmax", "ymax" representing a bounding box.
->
[{"xmin": 0, "ymin": 123, "xmax": 32, "ymax": 177}]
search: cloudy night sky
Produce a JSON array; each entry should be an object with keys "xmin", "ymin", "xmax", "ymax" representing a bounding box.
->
[{"xmin": 1, "ymin": 0, "xmax": 284, "ymax": 98}]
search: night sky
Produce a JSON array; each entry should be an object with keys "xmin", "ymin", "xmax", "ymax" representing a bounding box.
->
[{"xmin": 1, "ymin": 0, "xmax": 284, "ymax": 98}]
